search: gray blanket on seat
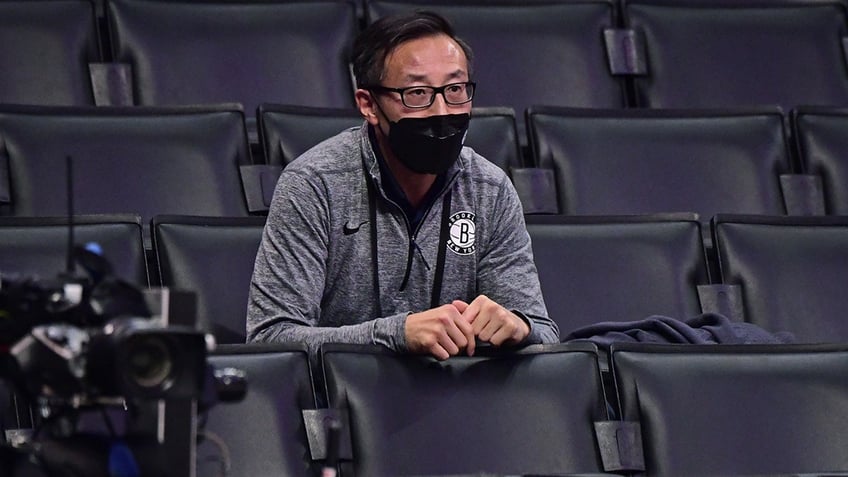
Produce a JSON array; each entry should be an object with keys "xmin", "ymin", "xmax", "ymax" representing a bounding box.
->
[{"xmin": 564, "ymin": 312, "xmax": 795, "ymax": 347}]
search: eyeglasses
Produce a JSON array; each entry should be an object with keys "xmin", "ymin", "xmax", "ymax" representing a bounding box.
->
[{"xmin": 370, "ymin": 81, "xmax": 476, "ymax": 109}]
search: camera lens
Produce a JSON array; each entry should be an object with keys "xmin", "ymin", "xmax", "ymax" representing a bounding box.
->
[{"xmin": 125, "ymin": 335, "xmax": 174, "ymax": 390}]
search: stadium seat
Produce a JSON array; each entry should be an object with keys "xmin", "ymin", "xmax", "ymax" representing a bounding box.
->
[
  {"xmin": 257, "ymin": 104, "xmax": 524, "ymax": 172},
  {"xmin": 367, "ymin": 0, "xmax": 626, "ymax": 144},
  {"xmin": 257, "ymin": 104, "xmax": 363, "ymax": 167},
  {"xmin": 712, "ymin": 214, "xmax": 848, "ymax": 343},
  {"xmin": 106, "ymin": 0, "xmax": 359, "ymax": 141},
  {"xmin": 465, "ymin": 107, "xmax": 525, "ymax": 172},
  {"xmin": 0, "ymin": 0, "xmax": 101, "ymax": 106},
  {"xmin": 151, "ymin": 215, "xmax": 266, "ymax": 344},
  {"xmin": 0, "ymin": 214, "xmax": 147, "ymax": 286},
  {"xmin": 0, "ymin": 104, "xmax": 254, "ymax": 242},
  {"xmin": 620, "ymin": 0, "xmax": 848, "ymax": 110},
  {"xmin": 792, "ymin": 106, "xmax": 848, "ymax": 214},
  {"xmin": 526, "ymin": 214, "xmax": 709, "ymax": 336},
  {"xmin": 202, "ymin": 343, "xmax": 318, "ymax": 477},
  {"xmin": 610, "ymin": 343, "xmax": 848, "ymax": 475},
  {"xmin": 320, "ymin": 342, "xmax": 609, "ymax": 476},
  {"xmin": 527, "ymin": 107, "xmax": 792, "ymax": 227}
]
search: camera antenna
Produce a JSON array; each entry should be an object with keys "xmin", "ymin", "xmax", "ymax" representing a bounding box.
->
[{"xmin": 66, "ymin": 155, "xmax": 75, "ymax": 275}]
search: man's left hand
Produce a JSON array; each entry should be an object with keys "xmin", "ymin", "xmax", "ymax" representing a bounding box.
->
[{"xmin": 453, "ymin": 295, "xmax": 530, "ymax": 355}]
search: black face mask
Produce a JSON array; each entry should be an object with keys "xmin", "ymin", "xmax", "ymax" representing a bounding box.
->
[{"xmin": 383, "ymin": 113, "xmax": 470, "ymax": 175}]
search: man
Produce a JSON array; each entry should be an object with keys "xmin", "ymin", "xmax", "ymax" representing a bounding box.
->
[{"xmin": 247, "ymin": 11, "xmax": 558, "ymax": 359}]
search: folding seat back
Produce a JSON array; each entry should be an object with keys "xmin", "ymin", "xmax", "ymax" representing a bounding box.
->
[
  {"xmin": 152, "ymin": 215, "xmax": 266, "ymax": 344},
  {"xmin": 0, "ymin": 0, "xmax": 101, "ymax": 106},
  {"xmin": 622, "ymin": 0, "xmax": 848, "ymax": 110},
  {"xmin": 107, "ymin": 0, "xmax": 358, "ymax": 113},
  {"xmin": 465, "ymin": 106, "xmax": 525, "ymax": 171},
  {"xmin": 258, "ymin": 104, "xmax": 363, "ymax": 166},
  {"xmin": 0, "ymin": 105, "xmax": 253, "ymax": 233},
  {"xmin": 528, "ymin": 107, "xmax": 791, "ymax": 221},
  {"xmin": 712, "ymin": 214, "xmax": 848, "ymax": 343},
  {"xmin": 0, "ymin": 215, "xmax": 148, "ymax": 287},
  {"xmin": 793, "ymin": 107, "xmax": 848, "ymax": 214},
  {"xmin": 202, "ymin": 344, "xmax": 318, "ymax": 477},
  {"xmin": 526, "ymin": 214, "xmax": 709, "ymax": 336},
  {"xmin": 258, "ymin": 104, "xmax": 524, "ymax": 172},
  {"xmin": 611, "ymin": 343, "xmax": 848, "ymax": 475},
  {"xmin": 321, "ymin": 342, "xmax": 609, "ymax": 477},
  {"xmin": 367, "ymin": 0, "xmax": 626, "ymax": 143}
]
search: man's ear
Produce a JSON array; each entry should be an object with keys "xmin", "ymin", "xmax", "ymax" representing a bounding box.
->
[{"xmin": 355, "ymin": 89, "xmax": 380, "ymax": 126}]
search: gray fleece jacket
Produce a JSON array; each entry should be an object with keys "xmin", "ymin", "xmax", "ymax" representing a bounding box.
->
[{"xmin": 246, "ymin": 123, "xmax": 558, "ymax": 353}]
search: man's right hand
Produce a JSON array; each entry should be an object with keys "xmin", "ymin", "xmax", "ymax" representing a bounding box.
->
[{"xmin": 404, "ymin": 304, "xmax": 475, "ymax": 360}]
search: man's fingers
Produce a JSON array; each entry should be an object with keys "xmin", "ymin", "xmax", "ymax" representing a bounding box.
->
[
  {"xmin": 466, "ymin": 296, "xmax": 495, "ymax": 348},
  {"xmin": 430, "ymin": 343, "xmax": 450, "ymax": 361},
  {"xmin": 452, "ymin": 299, "xmax": 469, "ymax": 313},
  {"xmin": 460, "ymin": 322, "xmax": 476, "ymax": 357},
  {"xmin": 444, "ymin": 318, "xmax": 469, "ymax": 351},
  {"xmin": 463, "ymin": 295, "xmax": 487, "ymax": 324},
  {"xmin": 489, "ymin": 324, "xmax": 515, "ymax": 346},
  {"xmin": 405, "ymin": 305, "xmax": 468, "ymax": 360},
  {"xmin": 437, "ymin": 330, "xmax": 461, "ymax": 356},
  {"xmin": 453, "ymin": 312, "xmax": 476, "ymax": 351},
  {"xmin": 477, "ymin": 317, "xmax": 500, "ymax": 342}
]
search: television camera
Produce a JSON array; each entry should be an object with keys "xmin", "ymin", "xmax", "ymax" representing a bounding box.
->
[{"xmin": 0, "ymin": 244, "xmax": 246, "ymax": 477}]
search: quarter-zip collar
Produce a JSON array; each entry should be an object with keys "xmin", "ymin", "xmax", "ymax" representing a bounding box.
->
[{"xmin": 361, "ymin": 122, "xmax": 465, "ymax": 297}]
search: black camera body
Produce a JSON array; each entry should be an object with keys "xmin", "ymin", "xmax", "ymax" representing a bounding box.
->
[
  {"xmin": 0, "ymin": 246, "xmax": 242, "ymax": 477},
  {"xmin": 1, "ymin": 250, "xmax": 209, "ymax": 406},
  {"xmin": 10, "ymin": 316, "xmax": 208, "ymax": 403}
]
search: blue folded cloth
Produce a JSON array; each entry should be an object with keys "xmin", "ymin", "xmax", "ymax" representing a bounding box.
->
[{"xmin": 564, "ymin": 312, "xmax": 795, "ymax": 347}]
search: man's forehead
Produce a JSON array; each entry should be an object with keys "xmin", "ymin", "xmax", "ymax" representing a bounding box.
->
[
  {"xmin": 382, "ymin": 34, "xmax": 469, "ymax": 81},
  {"xmin": 399, "ymin": 69, "xmax": 467, "ymax": 83}
]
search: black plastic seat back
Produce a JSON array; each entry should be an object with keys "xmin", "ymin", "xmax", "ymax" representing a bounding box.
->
[
  {"xmin": 464, "ymin": 106, "xmax": 525, "ymax": 171},
  {"xmin": 258, "ymin": 104, "xmax": 363, "ymax": 166},
  {"xmin": 611, "ymin": 343, "xmax": 848, "ymax": 475},
  {"xmin": 152, "ymin": 215, "xmax": 266, "ymax": 344},
  {"xmin": 321, "ymin": 342, "xmax": 608, "ymax": 477},
  {"xmin": 526, "ymin": 214, "xmax": 709, "ymax": 336},
  {"xmin": 367, "ymin": 0, "xmax": 625, "ymax": 142},
  {"xmin": 527, "ymin": 107, "xmax": 791, "ymax": 221},
  {"xmin": 0, "ymin": 0, "xmax": 100, "ymax": 105},
  {"xmin": 258, "ymin": 104, "xmax": 524, "ymax": 172},
  {"xmin": 203, "ymin": 344, "xmax": 317, "ymax": 477},
  {"xmin": 0, "ymin": 105, "xmax": 252, "ymax": 229},
  {"xmin": 0, "ymin": 215, "xmax": 147, "ymax": 286},
  {"xmin": 624, "ymin": 0, "xmax": 848, "ymax": 110},
  {"xmin": 793, "ymin": 107, "xmax": 848, "ymax": 214},
  {"xmin": 713, "ymin": 214, "xmax": 848, "ymax": 343},
  {"xmin": 107, "ymin": 0, "xmax": 358, "ymax": 113}
]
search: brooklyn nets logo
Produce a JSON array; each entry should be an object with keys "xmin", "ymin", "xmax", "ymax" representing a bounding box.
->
[{"xmin": 447, "ymin": 211, "xmax": 476, "ymax": 255}]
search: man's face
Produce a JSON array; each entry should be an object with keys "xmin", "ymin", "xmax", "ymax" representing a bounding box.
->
[{"xmin": 363, "ymin": 33, "xmax": 472, "ymax": 128}]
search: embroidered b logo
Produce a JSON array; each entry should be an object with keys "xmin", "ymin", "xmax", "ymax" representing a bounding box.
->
[{"xmin": 447, "ymin": 211, "xmax": 476, "ymax": 255}]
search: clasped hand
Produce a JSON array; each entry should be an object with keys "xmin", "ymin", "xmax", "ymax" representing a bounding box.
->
[{"xmin": 404, "ymin": 295, "xmax": 530, "ymax": 360}]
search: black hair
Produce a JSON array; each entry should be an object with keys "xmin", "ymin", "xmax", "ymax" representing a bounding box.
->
[{"xmin": 351, "ymin": 10, "xmax": 474, "ymax": 89}]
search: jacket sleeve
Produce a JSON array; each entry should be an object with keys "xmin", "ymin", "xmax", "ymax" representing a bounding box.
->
[
  {"xmin": 476, "ymin": 175, "xmax": 560, "ymax": 344},
  {"xmin": 245, "ymin": 169, "xmax": 407, "ymax": 354}
]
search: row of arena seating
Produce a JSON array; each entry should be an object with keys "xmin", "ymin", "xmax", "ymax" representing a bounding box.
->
[
  {"xmin": 1, "ymin": 104, "xmax": 847, "ymax": 229},
  {"xmin": 143, "ymin": 342, "xmax": 848, "ymax": 475},
  {"xmin": 2, "ymin": 213, "xmax": 847, "ymax": 347},
  {"xmin": 10, "ymin": 341, "xmax": 848, "ymax": 476},
  {"xmin": 4, "ymin": 0, "xmax": 848, "ymax": 145},
  {"xmin": 259, "ymin": 104, "xmax": 848, "ymax": 220}
]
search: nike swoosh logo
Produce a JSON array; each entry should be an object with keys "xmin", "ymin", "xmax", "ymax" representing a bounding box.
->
[{"xmin": 343, "ymin": 220, "xmax": 368, "ymax": 235}]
